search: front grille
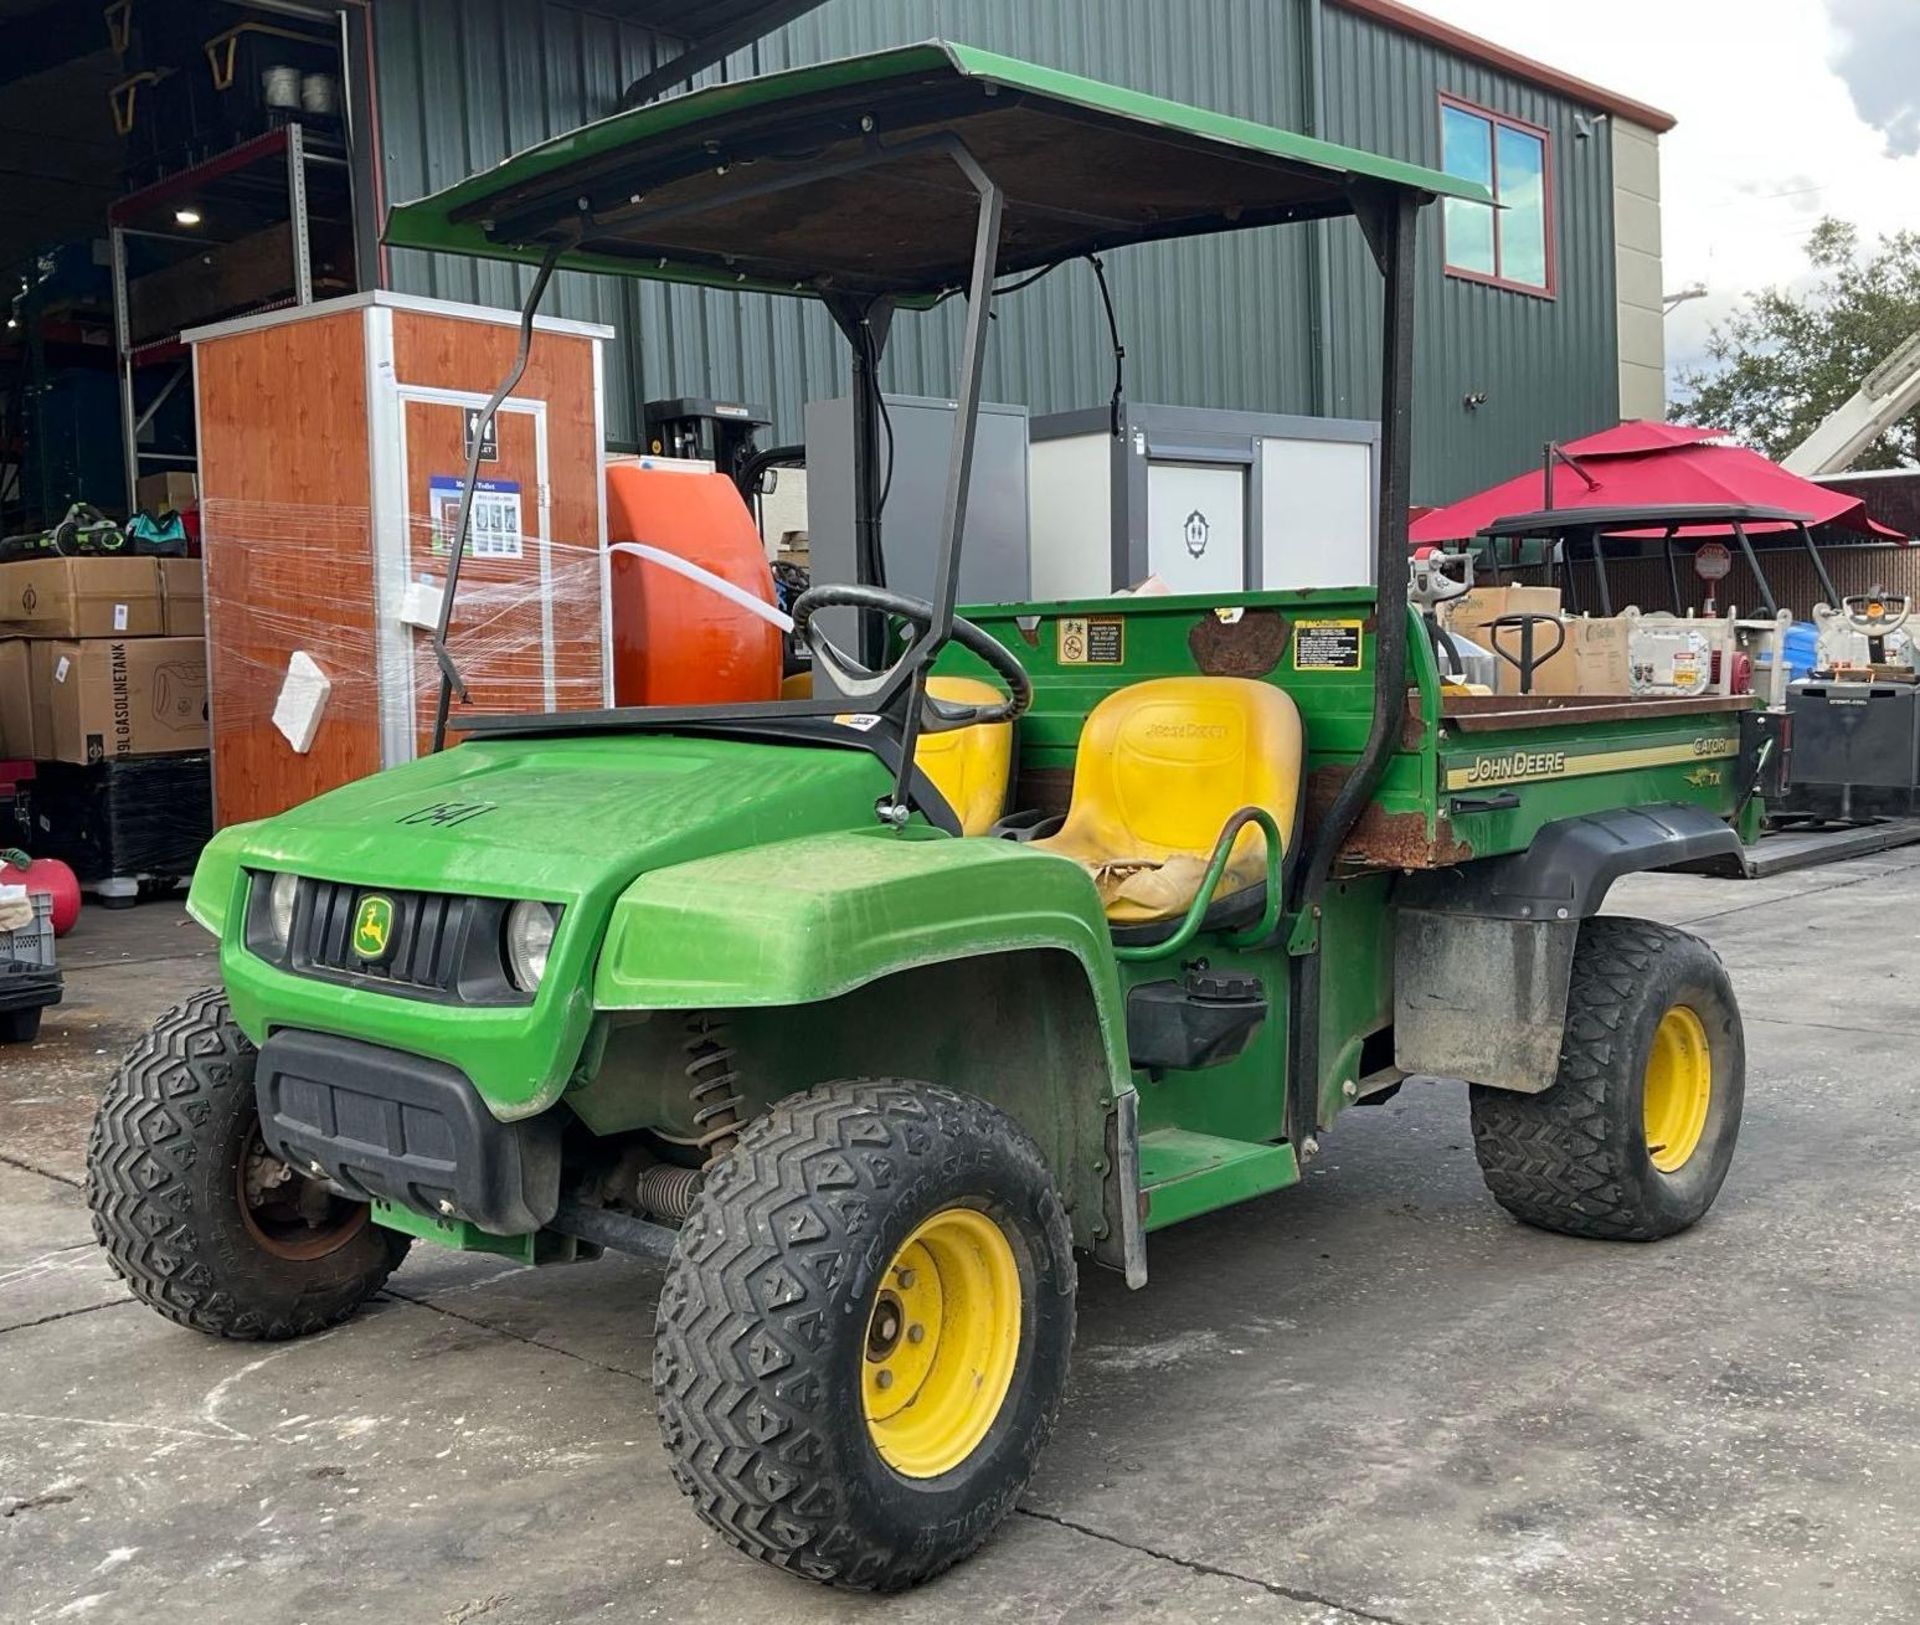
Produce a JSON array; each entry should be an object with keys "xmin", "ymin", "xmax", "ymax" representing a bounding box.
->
[
  {"xmin": 296, "ymin": 882, "xmax": 472, "ymax": 995},
  {"xmin": 246, "ymin": 872, "xmax": 541, "ymax": 1007}
]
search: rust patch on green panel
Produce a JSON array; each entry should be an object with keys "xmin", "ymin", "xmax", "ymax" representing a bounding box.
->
[
  {"xmin": 1188, "ymin": 609, "xmax": 1289, "ymax": 677},
  {"xmin": 1306, "ymin": 765, "xmax": 1473, "ymax": 869}
]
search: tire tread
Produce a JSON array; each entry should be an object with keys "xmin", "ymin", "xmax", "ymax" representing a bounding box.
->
[
  {"xmin": 86, "ymin": 988, "xmax": 405, "ymax": 1340},
  {"xmin": 653, "ymin": 1078, "xmax": 1071, "ymax": 1591},
  {"xmin": 1470, "ymin": 918, "xmax": 1728, "ymax": 1241}
]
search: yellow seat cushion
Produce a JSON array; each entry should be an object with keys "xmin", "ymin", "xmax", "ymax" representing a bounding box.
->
[
  {"xmin": 1031, "ymin": 676, "xmax": 1304, "ymax": 925},
  {"xmin": 913, "ymin": 676, "xmax": 1014, "ymax": 835}
]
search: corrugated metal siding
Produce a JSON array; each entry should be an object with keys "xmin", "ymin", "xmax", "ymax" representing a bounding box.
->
[
  {"xmin": 373, "ymin": 0, "xmax": 1624, "ymax": 491},
  {"xmin": 733, "ymin": 0, "xmax": 1319, "ymax": 432},
  {"xmin": 375, "ymin": 0, "xmax": 678, "ymax": 444},
  {"xmin": 374, "ymin": 0, "xmax": 1319, "ymax": 446},
  {"xmin": 1320, "ymin": 4, "xmax": 1621, "ymax": 504}
]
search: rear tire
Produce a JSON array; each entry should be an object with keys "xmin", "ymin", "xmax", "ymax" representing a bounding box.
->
[
  {"xmin": 654, "ymin": 1079, "xmax": 1076, "ymax": 1591},
  {"xmin": 1470, "ymin": 917, "xmax": 1744, "ymax": 1240},
  {"xmin": 87, "ymin": 988, "xmax": 410, "ymax": 1339}
]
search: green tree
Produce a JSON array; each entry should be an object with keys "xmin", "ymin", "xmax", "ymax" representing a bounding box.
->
[{"xmin": 1672, "ymin": 218, "xmax": 1920, "ymax": 468}]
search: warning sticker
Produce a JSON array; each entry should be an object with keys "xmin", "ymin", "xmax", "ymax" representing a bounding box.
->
[
  {"xmin": 1057, "ymin": 616, "xmax": 1125, "ymax": 666},
  {"xmin": 1293, "ymin": 618, "xmax": 1364, "ymax": 671}
]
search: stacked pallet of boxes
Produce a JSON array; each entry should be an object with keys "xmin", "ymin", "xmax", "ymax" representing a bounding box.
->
[{"xmin": 0, "ymin": 533, "xmax": 213, "ymax": 899}]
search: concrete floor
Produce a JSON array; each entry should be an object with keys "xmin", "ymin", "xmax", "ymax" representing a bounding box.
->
[{"xmin": 4, "ymin": 853, "xmax": 1919, "ymax": 1625}]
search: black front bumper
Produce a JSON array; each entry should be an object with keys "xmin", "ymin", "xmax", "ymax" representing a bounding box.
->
[{"xmin": 255, "ymin": 1030, "xmax": 561, "ymax": 1234}]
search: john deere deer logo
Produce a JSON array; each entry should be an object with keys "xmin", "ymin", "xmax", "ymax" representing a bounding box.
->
[{"xmin": 353, "ymin": 895, "xmax": 395, "ymax": 959}]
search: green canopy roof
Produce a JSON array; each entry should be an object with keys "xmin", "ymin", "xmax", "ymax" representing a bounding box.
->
[{"xmin": 384, "ymin": 41, "xmax": 1489, "ymax": 303}]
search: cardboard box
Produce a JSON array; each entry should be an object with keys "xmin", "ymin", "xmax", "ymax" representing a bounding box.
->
[
  {"xmin": 1442, "ymin": 586, "xmax": 1570, "ymax": 695},
  {"xmin": 0, "ymin": 558, "xmax": 167, "ymax": 639},
  {"xmin": 27, "ymin": 642, "xmax": 58, "ymax": 759},
  {"xmin": 159, "ymin": 557, "xmax": 206, "ymax": 636},
  {"xmin": 1565, "ymin": 615, "xmax": 1633, "ymax": 695},
  {"xmin": 42, "ymin": 637, "xmax": 209, "ymax": 765},
  {"xmin": 0, "ymin": 639, "xmax": 30, "ymax": 759},
  {"xmin": 136, "ymin": 471, "xmax": 198, "ymax": 513},
  {"xmin": 1444, "ymin": 595, "xmax": 1635, "ymax": 697}
]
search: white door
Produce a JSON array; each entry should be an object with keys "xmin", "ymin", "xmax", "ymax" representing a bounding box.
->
[
  {"xmin": 1146, "ymin": 462, "xmax": 1245, "ymax": 593},
  {"xmin": 1259, "ymin": 437, "xmax": 1374, "ymax": 589}
]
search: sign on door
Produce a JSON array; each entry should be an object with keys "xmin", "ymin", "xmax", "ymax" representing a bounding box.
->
[{"xmin": 429, "ymin": 475, "xmax": 524, "ymax": 559}]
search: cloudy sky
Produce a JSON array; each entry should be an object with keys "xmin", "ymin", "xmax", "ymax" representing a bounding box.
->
[{"xmin": 1415, "ymin": 0, "xmax": 1920, "ymax": 397}]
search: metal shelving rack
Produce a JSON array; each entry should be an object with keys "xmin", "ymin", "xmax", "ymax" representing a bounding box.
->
[{"xmin": 108, "ymin": 119, "xmax": 354, "ymax": 510}]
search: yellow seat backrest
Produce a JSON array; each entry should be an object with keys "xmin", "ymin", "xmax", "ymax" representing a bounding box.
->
[
  {"xmin": 785, "ymin": 668, "xmax": 1015, "ymax": 835},
  {"xmin": 1033, "ymin": 676, "xmax": 1304, "ymax": 923},
  {"xmin": 913, "ymin": 676, "xmax": 1014, "ymax": 835}
]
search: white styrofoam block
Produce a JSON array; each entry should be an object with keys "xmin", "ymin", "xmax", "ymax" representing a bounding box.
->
[
  {"xmin": 272, "ymin": 651, "xmax": 332, "ymax": 754},
  {"xmin": 399, "ymin": 577, "xmax": 446, "ymax": 631}
]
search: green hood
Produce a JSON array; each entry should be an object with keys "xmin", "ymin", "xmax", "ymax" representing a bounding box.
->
[
  {"xmin": 221, "ymin": 732, "xmax": 898, "ymax": 902},
  {"xmin": 193, "ymin": 732, "xmax": 899, "ymax": 1116}
]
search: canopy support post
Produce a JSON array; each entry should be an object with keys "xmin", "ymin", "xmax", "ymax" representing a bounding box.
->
[
  {"xmin": 826, "ymin": 294, "xmax": 895, "ymax": 668},
  {"xmin": 879, "ymin": 157, "xmax": 1004, "ymax": 822},
  {"xmin": 1661, "ymin": 525, "xmax": 1682, "ymax": 608},
  {"xmin": 1798, "ymin": 521, "xmax": 1839, "ymax": 607},
  {"xmin": 1285, "ymin": 181, "xmax": 1416, "ymax": 1160},
  {"xmin": 1590, "ymin": 528, "xmax": 1614, "ymax": 616},
  {"xmin": 1730, "ymin": 520, "xmax": 1778, "ymax": 617}
]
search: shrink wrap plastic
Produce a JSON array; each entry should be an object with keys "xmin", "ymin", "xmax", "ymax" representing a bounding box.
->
[{"xmin": 201, "ymin": 498, "xmax": 609, "ymax": 734}]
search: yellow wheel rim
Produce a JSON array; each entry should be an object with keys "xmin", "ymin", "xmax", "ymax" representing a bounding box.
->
[
  {"xmin": 1644, "ymin": 1004, "xmax": 1713, "ymax": 1173},
  {"xmin": 862, "ymin": 1206, "xmax": 1022, "ymax": 1479}
]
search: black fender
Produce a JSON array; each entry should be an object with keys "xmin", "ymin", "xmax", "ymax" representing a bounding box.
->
[
  {"xmin": 1397, "ymin": 803, "xmax": 1749, "ymax": 921},
  {"xmin": 1390, "ymin": 806, "xmax": 1746, "ymax": 1092}
]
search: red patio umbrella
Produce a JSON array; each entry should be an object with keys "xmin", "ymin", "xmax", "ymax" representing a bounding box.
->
[{"xmin": 1411, "ymin": 421, "xmax": 1906, "ymax": 545}]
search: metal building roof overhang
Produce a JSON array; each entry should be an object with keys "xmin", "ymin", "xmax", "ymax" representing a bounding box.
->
[{"xmin": 382, "ymin": 40, "xmax": 1490, "ymax": 306}]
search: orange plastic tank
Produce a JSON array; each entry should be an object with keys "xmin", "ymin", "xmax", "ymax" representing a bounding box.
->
[{"xmin": 606, "ymin": 462, "xmax": 783, "ymax": 706}]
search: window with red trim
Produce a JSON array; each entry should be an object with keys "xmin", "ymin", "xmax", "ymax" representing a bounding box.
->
[{"xmin": 1439, "ymin": 95, "xmax": 1554, "ymax": 295}]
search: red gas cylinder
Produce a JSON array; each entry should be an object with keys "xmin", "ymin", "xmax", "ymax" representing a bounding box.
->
[
  {"xmin": 4, "ymin": 853, "xmax": 81, "ymax": 937},
  {"xmin": 606, "ymin": 463, "xmax": 783, "ymax": 707}
]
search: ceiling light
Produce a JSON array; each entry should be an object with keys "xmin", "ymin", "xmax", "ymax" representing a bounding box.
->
[{"xmin": 174, "ymin": 207, "xmax": 202, "ymax": 226}]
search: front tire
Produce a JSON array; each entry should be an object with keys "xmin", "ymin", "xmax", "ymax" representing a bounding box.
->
[
  {"xmin": 1470, "ymin": 917, "xmax": 1744, "ymax": 1240},
  {"xmin": 654, "ymin": 1079, "xmax": 1076, "ymax": 1591},
  {"xmin": 86, "ymin": 988, "xmax": 410, "ymax": 1339}
]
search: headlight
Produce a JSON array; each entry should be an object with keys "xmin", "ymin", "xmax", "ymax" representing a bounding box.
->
[
  {"xmin": 267, "ymin": 871, "xmax": 299, "ymax": 948},
  {"xmin": 505, "ymin": 900, "xmax": 557, "ymax": 992}
]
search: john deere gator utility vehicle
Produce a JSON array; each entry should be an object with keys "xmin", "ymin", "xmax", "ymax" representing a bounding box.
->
[{"xmin": 88, "ymin": 45, "xmax": 1760, "ymax": 1591}]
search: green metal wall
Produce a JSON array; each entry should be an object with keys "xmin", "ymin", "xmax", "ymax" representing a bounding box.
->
[
  {"xmin": 1317, "ymin": 3, "xmax": 1621, "ymax": 503},
  {"xmin": 373, "ymin": 0, "xmax": 1625, "ymax": 501}
]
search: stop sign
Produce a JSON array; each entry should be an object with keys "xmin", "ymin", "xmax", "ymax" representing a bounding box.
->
[{"xmin": 1694, "ymin": 542, "xmax": 1733, "ymax": 582}]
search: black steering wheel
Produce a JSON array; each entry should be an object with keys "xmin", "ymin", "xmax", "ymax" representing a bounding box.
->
[{"xmin": 791, "ymin": 583, "xmax": 1033, "ymax": 730}]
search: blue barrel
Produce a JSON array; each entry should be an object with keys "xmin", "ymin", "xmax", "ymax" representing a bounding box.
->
[{"xmin": 1781, "ymin": 621, "xmax": 1820, "ymax": 680}]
